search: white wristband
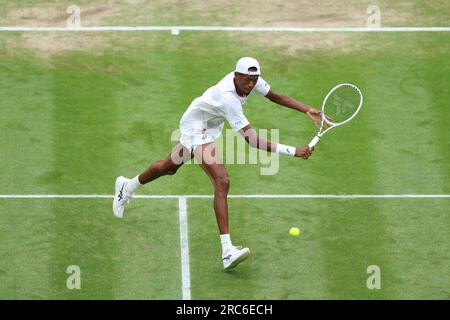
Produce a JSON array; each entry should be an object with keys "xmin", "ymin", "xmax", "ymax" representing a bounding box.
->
[{"xmin": 275, "ymin": 143, "xmax": 296, "ymax": 157}]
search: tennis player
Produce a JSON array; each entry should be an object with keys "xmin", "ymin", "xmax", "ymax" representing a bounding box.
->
[{"xmin": 113, "ymin": 57, "xmax": 321, "ymax": 270}]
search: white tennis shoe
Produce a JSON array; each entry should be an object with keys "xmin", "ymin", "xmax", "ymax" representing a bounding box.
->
[
  {"xmin": 222, "ymin": 246, "xmax": 250, "ymax": 270},
  {"xmin": 113, "ymin": 176, "xmax": 132, "ymax": 218}
]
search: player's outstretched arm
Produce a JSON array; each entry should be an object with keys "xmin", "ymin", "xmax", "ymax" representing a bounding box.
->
[
  {"xmin": 265, "ymin": 90, "xmax": 322, "ymax": 127},
  {"xmin": 239, "ymin": 124, "xmax": 313, "ymax": 159}
]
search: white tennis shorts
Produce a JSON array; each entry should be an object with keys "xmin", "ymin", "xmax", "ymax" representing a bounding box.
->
[{"xmin": 179, "ymin": 131, "xmax": 216, "ymax": 154}]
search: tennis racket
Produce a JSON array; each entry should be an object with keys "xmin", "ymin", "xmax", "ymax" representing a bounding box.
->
[{"xmin": 308, "ymin": 83, "xmax": 363, "ymax": 149}]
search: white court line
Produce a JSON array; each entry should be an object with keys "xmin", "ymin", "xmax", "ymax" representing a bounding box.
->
[
  {"xmin": 178, "ymin": 197, "xmax": 191, "ymax": 300},
  {"xmin": 0, "ymin": 194, "xmax": 449, "ymax": 199},
  {"xmin": 0, "ymin": 26, "xmax": 449, "ymax": 32}
]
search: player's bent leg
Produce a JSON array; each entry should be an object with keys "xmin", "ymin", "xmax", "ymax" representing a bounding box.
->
[
  {"xmin": 194, "ymin": 142, "xmax": 250, "ymax": 270},
  {"xmin": 113, "ymin": 143, "xmax": 192, "ymax": 218},
  {"xmin": 139, "ymin": 143, "xmax": 193, "ymax": 184}
]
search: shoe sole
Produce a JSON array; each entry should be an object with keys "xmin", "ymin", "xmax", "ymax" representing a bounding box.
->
[
  {"xmin": 224, "ymin": 248, "xmax": 250, "ymax": 270},
  {"xmin": 113, "ymin": 176, "xmax": 125, "ymax": 218}
]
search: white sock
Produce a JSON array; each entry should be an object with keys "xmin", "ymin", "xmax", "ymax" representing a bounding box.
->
[
  {"xmin": 220, "ymin": 234, "xmax": 233, "ymax": 256},
  {"xmin": 126, "ymin": 175, "xmax": 142, "ymax": 194}
]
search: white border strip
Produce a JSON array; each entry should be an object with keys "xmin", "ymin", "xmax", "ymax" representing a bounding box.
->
[
  {"xmin": 0, "ymin": 194, "xmax": 449, "ymax": 199},
  {"xmin": 178, "ymin": 197, "xmax": 191, "ymax": 300},
  {"xmin": 0, "ymin": 26, "xmax": 449, "ymax": 32}
]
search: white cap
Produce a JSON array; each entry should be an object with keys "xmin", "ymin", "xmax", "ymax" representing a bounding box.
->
[{"xmin": 235, "ymin": 57, "xmax": 261, "ymax": 75}]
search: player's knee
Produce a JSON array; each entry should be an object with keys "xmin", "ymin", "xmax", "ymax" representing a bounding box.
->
[
  {"xmin": 215, "ymin": 175, "xmax": 230, "ymax": 192},
  {"xmin": 165, "ymin": 166, "xmax": 178, "ymax": 175},
  {"xmin": 163, "ymin": 161, "xmax": 180, "ymax": 176}
]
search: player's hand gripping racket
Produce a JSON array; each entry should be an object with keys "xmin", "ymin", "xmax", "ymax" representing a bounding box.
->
[{"xmin": 308, "ymin": 83, "xmax": 363, "ymax": 149}]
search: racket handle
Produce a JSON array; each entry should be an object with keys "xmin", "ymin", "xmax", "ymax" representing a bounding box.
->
[{"xmin": 308, "ymin": 135, "xmax": 320, "ymax": 149}]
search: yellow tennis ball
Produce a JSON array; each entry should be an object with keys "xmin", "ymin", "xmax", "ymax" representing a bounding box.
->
[{"xmin": 289, "ymin": 227, "xmax": 300, "ymax": 237}]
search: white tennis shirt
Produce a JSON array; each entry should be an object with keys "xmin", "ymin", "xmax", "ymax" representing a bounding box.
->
[{"xmin": 179, "ymin": 72, "xmax": 271, "ymax": 142}]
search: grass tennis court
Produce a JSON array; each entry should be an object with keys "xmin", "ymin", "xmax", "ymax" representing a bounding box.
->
[{"xmin": 0, "ymin": 0, "xmax": 449, "ymax": 299}]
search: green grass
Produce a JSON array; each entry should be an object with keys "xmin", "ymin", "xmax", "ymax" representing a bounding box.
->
[
  {"xmin": 0, "ymin": 16, "xmax": 449, "ymax": 299},
  {"xmin": 188, "ymin": 198, "xmax": 449, "ymax": 299},
  {"xmin": 0, "ymin": 199, "xmax": 181, "ymax": 299}
]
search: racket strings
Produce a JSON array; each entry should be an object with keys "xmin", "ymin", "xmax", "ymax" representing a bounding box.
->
[{"xmin": 324, "ymin": 86, "xmax": 361, "ymax": 124}]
